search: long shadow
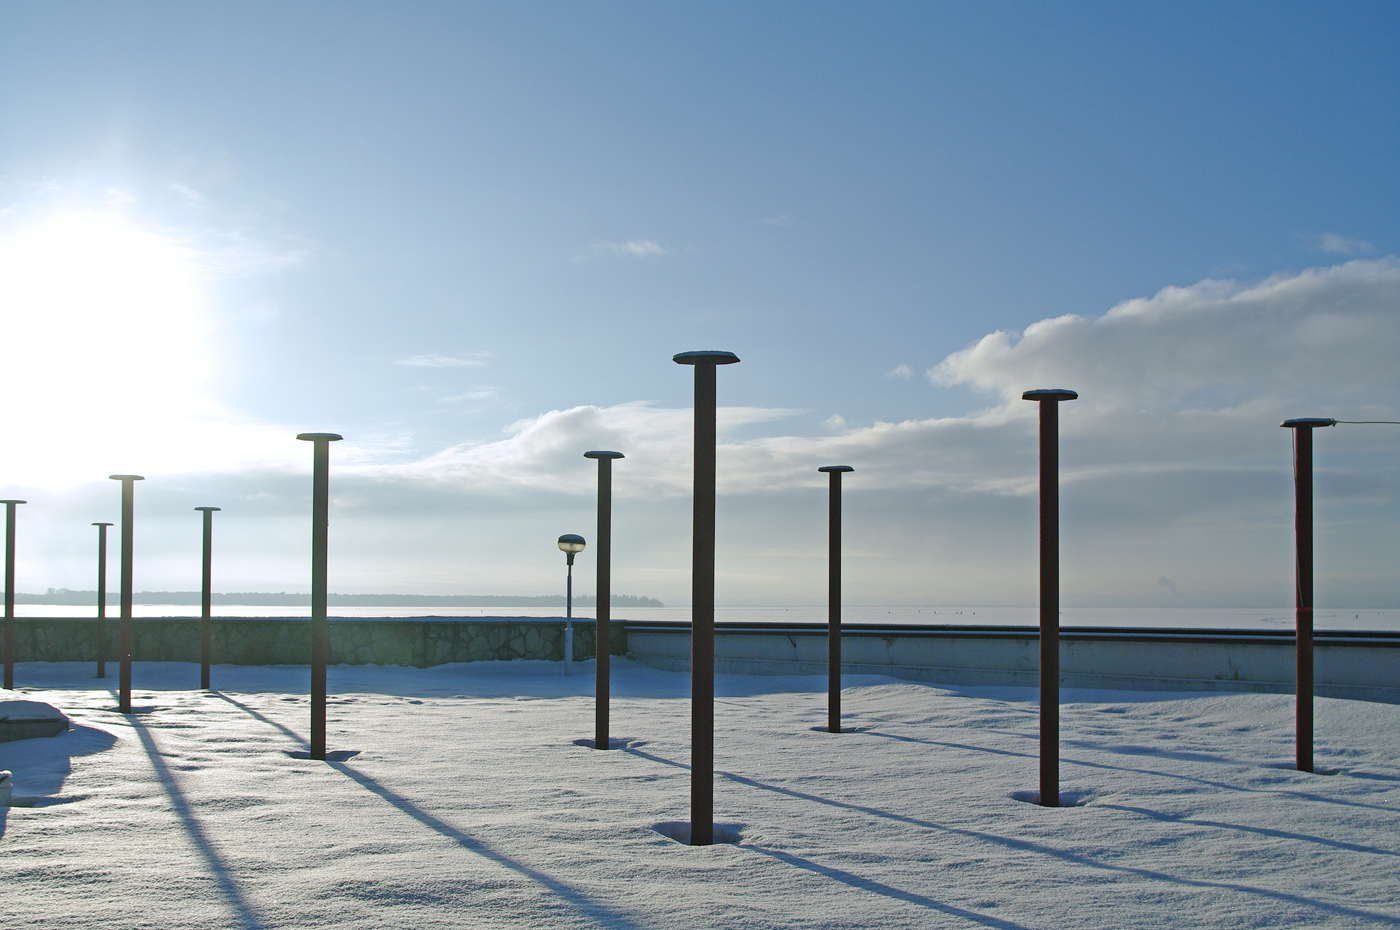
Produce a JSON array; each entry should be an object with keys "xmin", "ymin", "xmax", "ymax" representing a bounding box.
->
[
  {"xmin": 623, "ymin": 746, "xmax": 1400, "ymax": 927},
  {"xmin": 1097, "ymin": 803, "xmax": 1400, "ymax": 858},
  {"xmin": 331, "ymin": 762, "xmax": 647, "ymax": 930},
  {"xmin": 212, "ymin": 692, "xmax": 645, "ymax": 929},
  {"xmin": 129, "ymin": 715, "xmax": 267, "ymax": 930},
  {"xmin": 743, "ymin": 844, "xmax": 1034, "ymax": 930},
  {"xmin": 862, "ymin": 729, "xmax": 1398, "ymax": 814}
]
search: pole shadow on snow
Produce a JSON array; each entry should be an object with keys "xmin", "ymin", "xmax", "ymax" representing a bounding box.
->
[
  {"xmin": 1096, "ymin": 802, "xmax": 1400, "ymax": 858},
  {"xmin": 128, "ymin": 715, "xmax": 267, "ymax": 930},
  {"xmin": 212, "ymin": 691, "xmax": 642, "ymax": 930},
  {"xmin": 623, "ymin": 746, "xmax": 1400, "ymax": 927}
]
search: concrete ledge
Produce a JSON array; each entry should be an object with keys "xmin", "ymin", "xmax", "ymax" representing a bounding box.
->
[
  {"xmin": 624, "ymin": 622, "xmax": 1400, "ymax": 704},
  {"xmin": 0, "ymin": 700, "xmax": 70, "ymax": 743}
]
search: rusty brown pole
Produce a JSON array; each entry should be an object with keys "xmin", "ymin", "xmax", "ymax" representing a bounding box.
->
[
  {"xmin": 297, "ymin": 433, "xmax": 342, "ymax": 761},
  {"xmin": 585, "ymin": 451, "xmax": 624, "ymax": 750},
  {"xmin": 1282, "ymin": 417, "xmax": 1333, "ymax": 773},
  {"xmin": 675, "ymin": 349, "xmax": 739, "ymax": 846},
  {"xmin": 109, "ymin": 475, "xmax": 144, "ymax": 714},
  {"xmin": 195, "ymin": 507, "xmax": 221, "ymax": 691},
  {"xmin": 1022, "ymin": 389, "xmax": 1076, "ymax": 807},
  {"xmin": 2, "ymin": 499, "xmax": 25, "ymax": 691},
  {"xmin": 818, "ymin": 466, "xmax": 853, "ymax": 733},
  {"xmin": 93, "ymin": 522, "xmax": 113, "ymax": 678}
]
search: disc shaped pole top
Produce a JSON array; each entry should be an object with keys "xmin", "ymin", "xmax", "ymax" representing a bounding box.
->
[
  {"xmin": 296, "ymin": 432, "xmax": 344, "ymax": 442},
  {"xmin": 584, "ymin": 450, "xmax": 625, "ymax": 460},
  {"xmin": 1281, "ymin": 417, "xmax": 1336, "ymax": 429},
  {"xmin": 0, "ymin": 499, "xmax": 26, "ymax": 505},
  {"xmin": 194, "ymin": 506, "xmax": 222, "ymax": 512},
  {"xmin": 108, "ymin": 475, "xmax": 145, "ymax": 481},
  {"xmin": 92, "ymin": 522, "xmax": 114, "ymax": 527},
  {"xmin": 558, "ymin": 533, "xmax": 587, "ymax": 553},
  {"xmin": 818, "ymin": 465, "xmax": 854, "ymax": 473},
  {"xmin": 1021, "ymin": 389, "xmax": 1078, "ymax": 402},
  {"xmin": 673, "ymin": 350, "xmax": 740, "ymax": 365}
]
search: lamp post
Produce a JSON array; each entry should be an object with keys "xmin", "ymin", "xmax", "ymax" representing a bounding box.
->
[
  {"xmin": 585, "ymin": 451, "xmax": 624, "ymax": 749},
  {"xmin": 194, "ymin": 507, "xmax": 221, "ymax": 691},
  {"xmin": 296, "ymin": 433, "xmax": 342, "ymax": 761},
  {"xmin": 93, "ymin": 522, "xmax": 113, "ymax": 679},
  {"xmin": 557, "ymin": 534, "xmax": 586, "ymax": 675},
  {"xmin": 109, "ymin": 475, "xmax": 144, "ymax": 714},
  {"xmin": 2, "ymin": 499, "xmax": 25, "ymax": 691},
  {"xmin": 674, "ymin": 348, "xmax": 740, "ymax": 846},
  {"xmin": 1021, "ymin": 389, "xmax": 1077, "ymax": 808},
  {"xmin": 818, "ymin": 466, "xmax": 853, "ymax": 733}
]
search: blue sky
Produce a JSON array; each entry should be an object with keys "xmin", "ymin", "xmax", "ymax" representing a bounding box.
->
[{"xmin": 1, "ymin": 2, "xmax": 1397, "ymax": 606}]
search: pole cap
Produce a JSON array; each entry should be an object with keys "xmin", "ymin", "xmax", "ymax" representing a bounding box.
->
[
  {"xmin": 1021, "ymin": 389, "xmax": 1078, "ymax": 402},
  {"xmin": 296, "ymin": 432, "xmax": 344, "ymax": 441},
  {"xmin": 0, "ymin": 499, "xmax": 26, "ymax": 505},
  {"xmin": 673, "ymin": 350, "xmax": 740, "ymax": 365},
  {"xmin": 584, "ymin": 451, "xmax": 625, "ymax": 459},
  {"xmin": 108, "ymin": 475, "xmax": 145, "ymax": 481},
  {"xmin": 194, "ymin": 506, "xmax": 222, "ymax": 512},
  {"xmin": 92, "ymin": 522, "xmax": 114, "ymax": 527},
  {"xmin": 1281, "ymin": 417, "xmax": 1336, "ymax": 429},
  {"xmin": 818, "ymin": 465, "xmax": 854, "ymax": 473}
]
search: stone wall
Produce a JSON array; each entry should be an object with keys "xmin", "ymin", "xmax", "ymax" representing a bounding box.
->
[{"xmin": 11, "ymin": 616, "xmax": 623, "ymax": 667}]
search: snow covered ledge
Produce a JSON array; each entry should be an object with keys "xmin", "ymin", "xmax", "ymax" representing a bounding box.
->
[
  {"xmin": 622, "ymin": 623, "xmax": 1400, "ymax": 704},
  {"xmin": 0, "ymin": 699, "xmax": 70, "ymax": 743}
]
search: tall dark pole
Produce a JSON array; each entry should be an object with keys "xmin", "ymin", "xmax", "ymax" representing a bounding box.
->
[
  {"xmin": 297, "ymin": 433, "xmax": 342, "ymax": 761},
  {"xmin": 2, "ymin": 500, "xmax": 25, "ymax": 691},
  {"xmin": 1282, "ymin": 418, "xmax": 1332, "ymax": 773},
  {"xmin": 195, "ymin": 507, "xmax": 221, "ymax": 690},
  {"xmin": 585, "ymin": 451, "xmax": 624, "ymax": 749},
  {"xmin": 675, "ymin": 349, "xmax": 739, "ymax": 846},
  {"xmin": 1022, "ymin": 389, "xmax": 1076, "ymax": 807},
  {"xmin": 818, "ymin": 467, "xmax": 853, "ymax": 733},
  {"xmin": 109, "ymin": 475, "xmax": 144, "ymax": 714},
  {"xmin": 93, "ymin": 522, "xmax": 112, "ymax": 679}
]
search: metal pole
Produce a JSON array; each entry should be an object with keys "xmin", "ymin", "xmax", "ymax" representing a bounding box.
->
[
  {"xmin": 93, "ymin": 522, "xmax": 112, "ymax": 678},
  {"xmin": 109, "ymin": 476, "xmax": 144, "ymax": 714},
  {"xmin": 297, "ymin": 433, "xmax": 342, "ymax": 761},
  {"xmin": 2, "ymin": 500, "xmax": 25, "ymax": 691},
  {"xmin": 1022, "ymin": 389, "xmax": 1076, "ymax": 807},
  {"xmin": 1282, "ymin": 418, "xmax": 1331, "ymax": 773},
  {"xmin": 565, "ymin": 552, "xmax": 574, "ymax": 675},
  {"xmin": 195, "ymin": 507, "xmax": 221, "ymax": 690},
  {"xmin": 819, "ymin": 467, "xmax": 853, "ymax": 733},
  {"xmin": 586, "ymin": 451, "xmax": 624, "ymax": 750},
  {"xmin": 675, "ymin": 349, "xmax": 739, "ymax": 846}
]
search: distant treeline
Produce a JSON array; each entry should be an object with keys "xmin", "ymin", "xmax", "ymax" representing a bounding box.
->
[{"xmin": 19, "ymin": 589, "xmax": 664, "ymax": 608}]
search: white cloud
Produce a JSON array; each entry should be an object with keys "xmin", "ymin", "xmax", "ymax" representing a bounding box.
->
[
  {"xmin": 580, "ymin": 239, "xmax": 667, "ymax": 260},
  {"xmin": 438, "ymin": 389, "xmax": 498, "ymax": 403},
  {"xmin": 887, "ymin": 364, "xmax": 913, "ymax": 380},
  {"xmin": 395, "ymin": 353, "xmax": 491, "ymax": 368},
  {"xmin": 1314, "ymin": 233, "xmax": 1375, "ymax": 256}
]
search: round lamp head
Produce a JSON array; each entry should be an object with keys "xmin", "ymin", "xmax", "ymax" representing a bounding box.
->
[{"xmin": 557, "ymin": 533, "xmax": 586, "ymax": 554}]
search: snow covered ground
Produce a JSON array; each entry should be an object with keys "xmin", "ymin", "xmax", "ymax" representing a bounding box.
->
[{"xmin": 3, "ymin": 659, "xmax": 1398, "ymax": 929}]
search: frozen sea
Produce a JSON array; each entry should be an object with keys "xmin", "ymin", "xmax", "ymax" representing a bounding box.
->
[
  {"xmin": 2, "ymin": 659, "xmax": 1398, "ymax": 929},
  {"xmin": 14, "ymin": 605, "xmax": 1400, "ymax": 630}
]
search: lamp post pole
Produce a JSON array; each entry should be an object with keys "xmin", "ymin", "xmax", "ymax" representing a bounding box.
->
[
  {"xmin": 297, "ymin": 433, "xmax": 342, "ymax": 761},
  {"xmin": 195, "ymin": 507, "xmax": 221, "ymax": 691},
  {"xmin": 1281, "ymin": 417, "xmax": 1334, "ymax": 774},
  {"xmin": 2, "ymin": 500, "xmax": 25, "ymax": 691},
  {"xmin": 818, "ymin": 466, "xmax": 853, "ymax": 733},
  {"xmin": 108, "ymin": 476, "xmax": 144, "ymax": 714},
  {"xmin": 557, "ymin": 534, "xmax": 586, "ymax": 676},
  {"xmin": 585, "ymin": 451, "xmax": 624, "ymax": 749},
  {"xmin": 93, "ymin": 522, "xmax": 113, "ymax": 679},
  {"xmin": 1022, "ymin": 389, "xmax": 1077, "ymax": 808},
  {"xmin": 674, "ymin": 349, "xmax": 740, "ymax": 846}
]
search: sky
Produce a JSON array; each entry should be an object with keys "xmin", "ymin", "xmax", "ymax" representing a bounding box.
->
[{"xmin": 0, "ymin": 1, "xmax": 1397, "ymax": 607}]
